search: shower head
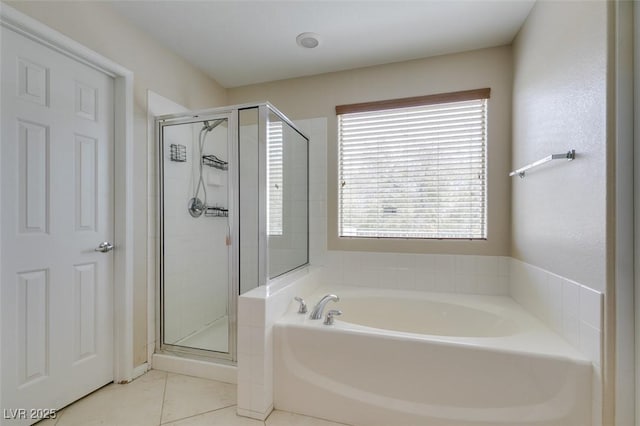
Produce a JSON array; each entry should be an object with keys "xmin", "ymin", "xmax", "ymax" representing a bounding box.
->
[
  {"xmin": 188, "ymin": 197, "xmax": 205, "ymax": 218},
  {"xmin": 202, "ymin": 119, "xmax": 225, "ymax": 132}
]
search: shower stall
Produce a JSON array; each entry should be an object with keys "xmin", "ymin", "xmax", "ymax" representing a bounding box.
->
[{"xmin": 156, "ymin": 103, "xmax": 309, "ymax": 362}]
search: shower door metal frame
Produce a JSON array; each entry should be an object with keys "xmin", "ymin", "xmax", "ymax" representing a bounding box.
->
[
  {"xmin": 236, "ymin": 102, "xmax": 311, "ymax": 290},
  {"xmin": 155, "ymin": 101, "xmax": 309, "ymax": 364},
  {"xmin": 258, "ymin": 104, "xmax": 311, "ymax": 281},
  {"xmin": 156, "ymin": 110, "xmax": 238, "ymax": 363}
]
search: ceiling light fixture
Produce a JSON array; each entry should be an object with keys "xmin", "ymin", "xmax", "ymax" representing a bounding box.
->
[{"xmin": 296, "ymin": 32, "xmax": 320, "ymax": 49}]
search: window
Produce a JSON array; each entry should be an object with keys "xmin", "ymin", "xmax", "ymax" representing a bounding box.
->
[
  {"xmin": 336, "ymin": 88, "xmax": 489, "ymax": 240},
  {"xmin": 267, "ymin": 121, "xmax": 283, "ymax": 236}
]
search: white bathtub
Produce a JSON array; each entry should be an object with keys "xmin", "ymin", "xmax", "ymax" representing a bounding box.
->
[{"xmin": 274, "ymin": 286, "xmax": 592, "ymax": 426}]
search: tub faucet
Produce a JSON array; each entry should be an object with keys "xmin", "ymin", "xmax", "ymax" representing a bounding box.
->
[{"xmin": 309, "ymin": 294, "xmax": 339, "ymax": 320}]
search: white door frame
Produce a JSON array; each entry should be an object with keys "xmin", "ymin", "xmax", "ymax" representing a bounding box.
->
[
  {"xmin": 611, "ymin": 0, "xmax": 636, "ymax": 424},
  {"xmin": 634, "ymin": 3, "xmax": 640, "ymax": 424},
  {"xmin": 0, "ymin": 4, "xmax": 135, "ymax": 384}
]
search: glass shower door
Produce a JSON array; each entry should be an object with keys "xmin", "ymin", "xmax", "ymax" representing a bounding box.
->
[{"xmin": 159, "ymin": 114, "xmax": 232, "ymax": 357}]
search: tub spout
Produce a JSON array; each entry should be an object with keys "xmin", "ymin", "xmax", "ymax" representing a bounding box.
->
[{"xmin": 309, "ymin": 294, "xmax": 339, "ymax": 320}]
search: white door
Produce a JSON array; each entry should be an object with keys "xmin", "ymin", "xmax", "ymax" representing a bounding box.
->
[{"xmin": 1, "ymin": 25, "xmax": 114, "ymax": 424}]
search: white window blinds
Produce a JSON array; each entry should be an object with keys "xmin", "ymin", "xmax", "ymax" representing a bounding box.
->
[
  {"xmin": 267, "ymin": 121, "xmax": 283, "ymax": 236},
  {"xmin": 337, "ymin": 89, "xmax": 489, "ymax": 239}
]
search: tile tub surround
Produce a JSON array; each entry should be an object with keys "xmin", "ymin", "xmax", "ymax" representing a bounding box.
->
[
  {"xmin": 509, "ymin": 258, "xmax": 604, "ymax": 425},
  {"xmin": 317, "ymin": 251, "xmax": 602, "ymax": 367},
  {"xmin": 509, "ymin": 259, "xmax": 603, "ymax": 367},
  {"xmin": 237, "ymin": 267, "xmax": 324, "ymax": 420},
  {"xmin": 236, "ymin": 254, "xmax": 603, "ymax": 424},
  {"xmin": 322, "ymin": 251, "xmax": 511, "ymax": 295}
]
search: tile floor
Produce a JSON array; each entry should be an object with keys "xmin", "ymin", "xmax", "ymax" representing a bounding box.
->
[{"xmin": 36, "ymin": 370, "xmax": 348, "ymax": 426}]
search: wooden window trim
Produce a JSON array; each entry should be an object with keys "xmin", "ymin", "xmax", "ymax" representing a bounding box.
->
[{"xmin": 335, "ymin": 88, "xmax": 491, "ymax": 115}]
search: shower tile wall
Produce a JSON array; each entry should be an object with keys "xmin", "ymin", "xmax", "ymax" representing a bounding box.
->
[
  {"xmin": 162, "ymin": 123, "xmax": 229, "ymax": 345},
  {"xmin": 239, "ymin": 121, "xmax": 259, "ymax": 294},
  {"xmin": 267, "ymin": 123, "xmax": 309, "ymax": 276},
  {"xmin": 291, "ymin": 118, "xmax": 327, "ymax": 267}
]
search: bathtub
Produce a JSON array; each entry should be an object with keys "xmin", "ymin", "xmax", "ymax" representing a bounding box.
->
[{"xmin": 274, "ymin": 286, "xmax": 592, "ymax": 426}]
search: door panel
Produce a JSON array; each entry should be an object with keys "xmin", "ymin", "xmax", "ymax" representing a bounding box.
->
[
  {"xmin": 1, "ymin": 26, "xmax": 115, "ymax": 424},
  {"xmin": 73, "ymin": 262, "xmax": 98, "ymax": 363},
  {"xmin": 16, "ymin": 269, "xmax": 49, "ymax": 387},
  {"xmin": 17, "ymin": 120, "xmax": 49, "ymax": 234}
]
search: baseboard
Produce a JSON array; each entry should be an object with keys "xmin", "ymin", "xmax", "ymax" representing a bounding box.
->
[{"xmin": 132, "ymin": 362, "xmax": 150, "ymax": 380}]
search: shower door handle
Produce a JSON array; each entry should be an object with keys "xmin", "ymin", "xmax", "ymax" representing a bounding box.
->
[{"xmin": 95, "ymin": 241, "xmax": 114, "ymax": 253}]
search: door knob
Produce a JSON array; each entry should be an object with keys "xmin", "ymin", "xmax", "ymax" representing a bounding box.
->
[{"xmin": 95, "ymin": 241, "xmax": 114, "ymax": 253}]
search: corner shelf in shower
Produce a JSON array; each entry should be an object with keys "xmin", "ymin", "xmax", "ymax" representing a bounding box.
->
[
  {"xmin": 170, "ymin": 144, "xmax": 187, "ymax": 162},
  {"xmin": 205, "ymin": 206, "xmax": 228, "ymax": 217},
  {"xmin": 202, "ymin": 155, "xmax": 228, "ymax": 171}
]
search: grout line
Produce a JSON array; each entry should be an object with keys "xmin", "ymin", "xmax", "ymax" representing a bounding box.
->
[
  {"xmin": 268, "ymin": 410, "xmax": 353, "ymax": 426},
  {"xmin": 158, "ymin": 372, "xmax": 169, "ymax": 425},
  {"xmin": 159, "ymin": 404, "xmax": 236, "ymax": 425}
]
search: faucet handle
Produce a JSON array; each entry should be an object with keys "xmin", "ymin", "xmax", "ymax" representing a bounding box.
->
[
  {"xmin": 324, "ymin": 309, "xmax": 342, "ymax": 325},
  {"xmin": 294, "ymin": 296, "xmax": 307, "ymax": 314}
]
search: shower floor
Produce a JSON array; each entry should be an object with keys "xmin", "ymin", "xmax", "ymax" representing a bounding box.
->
[{"xmin": 175, "ymin": 315, "xmax": 229, "ymax": 353}]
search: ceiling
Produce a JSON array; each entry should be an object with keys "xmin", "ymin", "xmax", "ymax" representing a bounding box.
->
[{"xmin": 111, "ymin": 1, "xmax": 535, "ymax": 88}]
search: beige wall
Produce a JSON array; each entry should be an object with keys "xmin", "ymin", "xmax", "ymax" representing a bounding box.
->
[
  {"xmin": 229, "ymin": 46, "xmax": 513, "ymax": 255},
  {"xmin": 511, "ymin": 1, "xmax": 607, "ymax": 292},
  {"xmin": 6, "ymin": 1, "xmax": 228, "ymax": 366}
]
